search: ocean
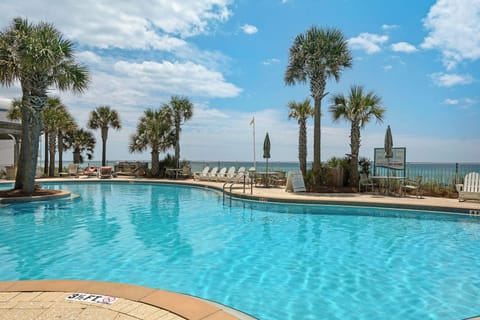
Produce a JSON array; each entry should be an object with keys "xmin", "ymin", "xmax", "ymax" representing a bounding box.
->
[{"xmin": 64, "ymin": 160, "xmax": 480, "ymax": 186}]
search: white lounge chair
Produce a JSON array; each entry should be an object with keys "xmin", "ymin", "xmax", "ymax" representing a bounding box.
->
[
  {"xmin": 457, "ymin": 172, "xmax": 480, "ymax": 202},
  {"xmin": 231, "ymin": 167, "xmax": 251, "ymax": 184},
  {"xmin": 212, "ymin": 167, "xmax": 227, "ymax": 181},
  {"xmin": 59, "ymin": 163, "xmax": 79, "ymax": 178},
  {"xmin": 219, "ymin": 166, "xmax": 236, "ymax": 182},
  {"xmin": 194, "ymin": 166, "xmax": 210, "ymax": 181},
  {"xmin": 200, "ymin": 166, "xmax": 218, "ymax": 181},
  {"xmin": 401, "ymin": 176, "xmax": 422, "ymax": 198}
]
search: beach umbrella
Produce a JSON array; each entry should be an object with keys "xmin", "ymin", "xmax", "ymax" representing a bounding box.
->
[
  {"xmin": 384, "ymin": 125, "xmax": 393, "ymax": 159},
  {"xmin": 384, "ymin": 125, "xmax": 393, "ymax": 194},
  {"xmin": 263, "ymin": 132, "xmax": 271, "ymax": 187}
]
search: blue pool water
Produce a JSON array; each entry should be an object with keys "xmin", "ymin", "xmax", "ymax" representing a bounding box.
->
[{"xmin": 1, "ymin": 181, "xmax": 480, "ymax": 319}]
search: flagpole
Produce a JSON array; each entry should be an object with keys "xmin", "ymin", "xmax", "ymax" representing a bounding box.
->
[{"xmin": 251, "ymin": 116, "xmax": 256, "ymax": 170}]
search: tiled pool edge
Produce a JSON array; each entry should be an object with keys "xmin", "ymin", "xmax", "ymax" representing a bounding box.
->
[{"xmin": 0, "ymin": 280, "xmax": 255, "ymax": 320}]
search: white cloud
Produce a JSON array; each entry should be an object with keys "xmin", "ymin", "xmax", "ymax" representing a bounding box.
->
[
  {"xmin": 444, "ymin": 97, "xmax": 477, "ymax": 110},
  {"xmin": 464, "ymin": 98, "xmax": 476, "ymax": 104},
  {"xmin": 113, "ymin": 60, "xmax": 241, "ymax": 98},
  {"xmin": 443, "ymin": 98, "xmax": 459, "ymax": 105},
  {"xmin": 430, "ymin": 72, "xmax": 474, "ymax": 87},
  {"xmin": 348, "ymin": 33, "xmax": 389, "ymax": 54},
  {"xmin": 383, "ymin": 65, "xmax": 393, "ymax": 71},
  {"xmin": 391, "ymin": 42, "xmax": 417, "ymax": 53},
  {"xmin": 422, "ymin": 0, "xmax": 480, "ymax": 70},
  {"xmin": 0, "ymin": 0, "xmax": 232, "ymax": 49},
  {"xmin": 262, "ymin": 58, "xmax": 280, "ymax": 65},
  {"xmin": 382, "ymin": 24, "xmax": 398, "ymax": 31},
  {"xmin": 241, "ymin": 24, "xmax": 258, "ymax": 35}
]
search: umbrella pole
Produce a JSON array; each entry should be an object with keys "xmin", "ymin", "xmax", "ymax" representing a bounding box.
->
[
  {"xmin": 387, "ymin": 159, "xmax": 391, "ymax": 195},
  {"xmin": 266, "ymin": 158, "xmax": 269, "ymax": 188}
]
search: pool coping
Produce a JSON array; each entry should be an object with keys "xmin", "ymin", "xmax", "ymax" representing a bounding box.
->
[
  {"xmin": 0, "ymin": 280, "xmax": 255, "ymax": 320},
  {"xmin": 0, "ymin": 189, "xmax": 72, "ymax": 204}
]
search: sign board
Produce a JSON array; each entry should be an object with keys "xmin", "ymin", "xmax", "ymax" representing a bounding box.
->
[
  {"xmin": 285, "ymin": 170, "xmax": 306, "ymax": 192},
  {"xmin": 374, "ymin": 147, "xmax": 406, "ymax": 170},
  {"xmin": 66, "ymin": 293, "xmax": 118, "ymax": 305}
]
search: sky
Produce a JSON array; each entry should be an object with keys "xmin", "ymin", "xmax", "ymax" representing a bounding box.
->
[{"xmin": 0, "ymin": 0, "xmax": 479, "ymax": 163}]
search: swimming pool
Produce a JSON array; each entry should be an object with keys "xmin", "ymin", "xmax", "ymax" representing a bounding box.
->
[{"xmin": 1, "ymin": 181, "xmax": 479, "ymax": 319}]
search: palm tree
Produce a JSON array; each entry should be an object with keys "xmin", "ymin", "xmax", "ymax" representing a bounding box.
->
[
  {"xmin": 57, "ymin": 111, "xmax": 77, "ymax": 173},
  {"xmin": 329, "ymin": 85, "xmax": 385, "ymax": 188},
  {"xmin": 64, "ymin": 128, "xmax": 96, "ymax": 164},
  {"xmin": 163, "ymin": 96, "xmax": 193, "ymax": 168},
  {"xmin": 0, "ymin": 17, "xmax": 89, "ymax": 195},
  {"xmin": 129, "ymin": 107, "xmax": 174, "ymax": 176},
  {"xmin": 285, "ymin": 26, "xmax": 352, "ymax": 172},
  {"xmin": 288, "ymin": 98, "xmax": 315, "ymax": 177},
  {"xmin": 88, "ymin": 105, "xmax": 121, "ymax": 166},
  {"xmin": 42, "ymin": 97, "xmax": 76, "ymax": 176}
]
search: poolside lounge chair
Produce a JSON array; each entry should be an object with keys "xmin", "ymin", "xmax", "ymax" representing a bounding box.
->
[
  {"xmin": 59, "ymin": 163, "xmax": 79, "ymax": 178},
  {"xmin": 178, "ymin": 165, "xmax": 192, "ymax": 179},
  {"xmin": 99, "ymin": 166, "xmax": 113, "ymax": 179},
  {"xmin": 231, "ymin": 167, "xmax": 251, "ymax": 184},
  {"xmin": 194, "ymin": 166, "xmax": 210, "ymax": 181},
  {"xmin": 359, "ymin": 173, "xmax": 374, "ymax": 192},
  {"xmin": 83, "ymin": 166, "xmax": 98, "ymax": 177},
  {"xmin": 457, "ymin": 172, "xmax": 480, "ymax": 202},
  {"xmin": 219, "ymin": 166, "xmax": 236, "ymax": 182},
  {"xmin": 201, "ymin": 166, "xmax": 218, "ymax": 181},
  {"xmin": 401, "ymin": 176, "xmax": 422, "ymax": 198},
  {"xmin": 270, "ymin": 171, "xmax": 287, "ymax": 187},
  {"xmin": 212, "ymin": 167, "xmax": 227, "ymax": 181}
]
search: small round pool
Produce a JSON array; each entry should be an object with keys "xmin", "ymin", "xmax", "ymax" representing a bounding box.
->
[{"xmin": 1, "ymin": 181, "xmax": 479, "ymax": 319}]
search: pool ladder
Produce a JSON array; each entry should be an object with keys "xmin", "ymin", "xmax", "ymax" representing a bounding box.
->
[{"xmin": 222, "ymin": 182, "xmax": 234, "ymax": 206}]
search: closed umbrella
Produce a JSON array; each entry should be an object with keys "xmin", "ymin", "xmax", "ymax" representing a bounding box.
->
[
  {"xmin": 384, "ymin": 125, "xmax": 393, "ymax": 193},
  {"xmin": 263, "ymin": 132, "xmax": 271, "ymax": 187},
  {"xmin": 384, "ymin": 125, "xmax": 393, "ymax": 159}
]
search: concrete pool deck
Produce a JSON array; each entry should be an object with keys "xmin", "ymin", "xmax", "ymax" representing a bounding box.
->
[{"xmin": 1, "ymin": 176, "xmax": 480, "ymax": 319}]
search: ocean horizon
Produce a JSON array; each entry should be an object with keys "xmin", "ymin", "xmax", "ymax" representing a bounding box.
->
[{"xmin": 51, "ymin": 160, "xmax": 480, "ymax": 186}]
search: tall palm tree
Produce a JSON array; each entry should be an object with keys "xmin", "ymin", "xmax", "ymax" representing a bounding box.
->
[
  {"xmin": 129, "ymin": 107, "xmax": 174, "ymax": 176},
  {"xmin": 288, "ymin": 98, "xmax": 315, "ymax": 177},
  {"xmin": 88, "ymin": 105, "xmax": 121, "ymax": 166},
  {"xmin": 42, "ymin": 97, "xmax": 76, "ymax": 176},
  {"xmin": 164, "ymin": 96, "xmax": 193, "ymax": 168},
  {"xmin": 285, "ymin": 26, "xmax": 352, "ymax": 172},
  {"xmin": 0, "ymin": 17, "xmax": 89, "ymax": 194},
  {"xmin": 64, "ymin": 128, "xmax": 96, "ymax": 164},
  {"xmin": 329, "ymin": 85, "xmax": 385, "ymax": 188},
  {"xmin": 57, "ymin": 112, "xmax": 77, "ymax": 173}
]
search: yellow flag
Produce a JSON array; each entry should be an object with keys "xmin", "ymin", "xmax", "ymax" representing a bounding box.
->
[{"xmin": 250, "ymin": 116, "xmax": 255, "ymax": 126}]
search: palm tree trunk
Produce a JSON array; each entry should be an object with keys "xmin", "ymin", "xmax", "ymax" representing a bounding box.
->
[
  {"xmin": 313, "ymin": 97, "xmax": 321, "ymax": 171},
  {"xmin": 299, "ymin": 120, "xmax": 307, "ymax": 176},
  {"xmin": 73, "ymin": 149, "xmax": 81, "ymax": 164},
  {"xmin": 58, "ymin": 132, "xmax": 64, "ymax": 172},
  {"xmin": 48, "ymin": 131, "xmax": 56, "ymax": 177},
  {"xmin": 175, "ymin": 121, "xmax": 180, "ymax": 168},
  {"xmin": 14, "ymin": 101, "xmax": 29, "ymax": 190},
  {"xmin": 22, "ymin": 106, "xmax": 42, "ymax": 195},
  {"xmin": 311, "ymin": 77, "xmax": 326, "ymax": 172},
  {"xmin": 151, "ymin": 148, "xmax": 160, "ymax": 177},
  {"xmin": 44, "ymin": 132, "xmax": 49, "ymax": 175},
  {"xmin": 101, "ymin": 127, "xmax": 108, "ymax": 166},
  {"xmin": 350, "ymin": 123, "xmax": 361, "ymax": 189}
]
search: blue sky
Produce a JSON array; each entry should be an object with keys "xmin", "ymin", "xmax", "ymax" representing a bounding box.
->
[{"xmin": 0, "ymin": 0, "xmax": 479, "ymax": 163}]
